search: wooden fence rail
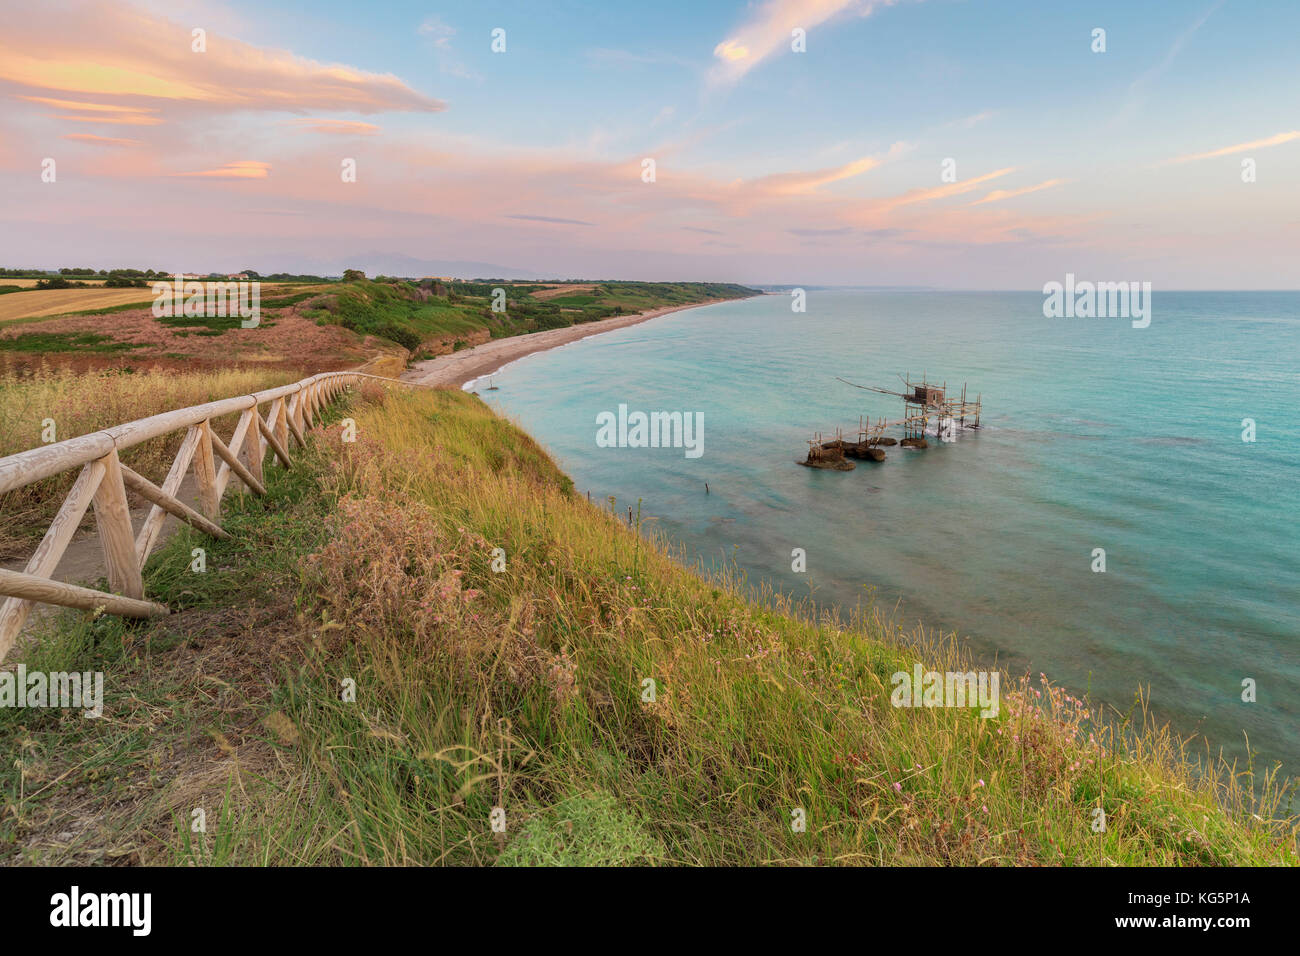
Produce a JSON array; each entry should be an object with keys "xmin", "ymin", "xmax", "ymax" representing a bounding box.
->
[{"xmin": 0, "ymin": 370, "xmax": 420, "ymax": 662}]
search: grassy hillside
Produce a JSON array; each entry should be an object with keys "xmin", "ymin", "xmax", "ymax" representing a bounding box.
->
[
  {"xmin": 303, "ymin": 278, "xmax": 758, "ymax": 357},
  {"xmin": 3, "ymin": 382, "xmax": 1294, "ymax": 866},
  {"xmin": 0, "ymin": 276, "xmax": 757, "ymax": 367}
]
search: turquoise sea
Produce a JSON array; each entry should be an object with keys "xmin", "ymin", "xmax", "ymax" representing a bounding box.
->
[{"xmin": 475, "ymin": 291, "xmax": 1300, "ymax": 777}]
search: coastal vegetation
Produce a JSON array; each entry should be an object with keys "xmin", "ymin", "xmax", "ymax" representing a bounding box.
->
[
  {"xmin": 0, "ymin": 269, "xmax": 756, "ymax": 367},
  {"xmin": 2, "ymin": 379, "xmax": 1293, "ymax": 866},
  {"xmin": 302, "ymin": 277, "xmax": 756, "ymax": 355}
]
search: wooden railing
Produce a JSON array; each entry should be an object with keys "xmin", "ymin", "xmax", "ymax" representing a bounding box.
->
[{"xmin": 0, "ymin": 370, "xmax": 415, "ymax": 662}]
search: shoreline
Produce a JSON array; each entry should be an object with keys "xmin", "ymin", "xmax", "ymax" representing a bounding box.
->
[{"xmin": 400, "ymin": 298, "xmax": 732, "ymax": 390}]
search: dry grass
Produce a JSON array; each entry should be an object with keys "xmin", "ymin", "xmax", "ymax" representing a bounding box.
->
[
  {"xmin": 529, "ymin": 283, "xmax": 597, "ymax": 300},
  {"xmin": 0, "ymin": 288, "xmax": 157, "ymax": 322},
  {"xmin": 280, "ymin": 388, "xmax": 1298, "ymax": 865},
  {"xmin": 355, "ymin": 353, "xmax": 407, "ymax": 379},
  {"xmin": 0, "ymin": 364, "xmax": 299, "ymax": 558}
]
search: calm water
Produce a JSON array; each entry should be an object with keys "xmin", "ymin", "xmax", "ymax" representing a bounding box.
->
[{"xmin": 476, "ymin": 291, "xmax": 1300, "ymax": 776}]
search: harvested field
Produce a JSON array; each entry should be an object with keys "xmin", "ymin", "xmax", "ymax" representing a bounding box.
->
[
  {"xmin": 0, "ymin": 283, "xmax": 290, "ymax": 322},
  {"xmin": 529, "ymin": 282, "xmax": 597, "ymax": 300},
  {"xmin": 0, "ymin": 278, "xmax": 108, "ymax": 288},
  {"xmin": 0, "ymin": 287, "xmax": 157, "ymax": 321}
]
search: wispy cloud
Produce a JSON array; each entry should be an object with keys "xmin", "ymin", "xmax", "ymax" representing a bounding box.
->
[
  {"xmin": 16, "ymin": 95, "xmax": 159, "ymax": 114},
  {"xmin": 789, "ymin": 226, "xmax": 854, "ymax": 236},
  {"xmin": 1115, "ymin": 0, "xmax": 1224, "ymax": 123},
  {"xmin": 51, "ymin": 113, "xmax": 163, "ymax": 126},
  {"xmin": 710, "ymin": 0, "xmax": 907, "ymax": 84},
  {"xmin": 1162, "ymin": 131, "xmax": 1300, "ymax": 165},
  {"xmin": 878, "ymin": 167, "xmax": 1017, "ymax": 211},
  {"xmin": 172, "ymin": 161, "xmax": 271, "ymax": 179},
  {"xmin": 506, "ymin": 214, "xmax": 595, "ymax": 226},
  {"xmin": 969, "ymin": 178, "xmax": 1066, "ymax": 205},
  {"xmin": 63, "ymin": 133, "xmax": 144, "ymax": 147},
  {"xmin": 949, "ymin": 110, "xmax": 995, "ymax": 129},
  {"xmin": 418, "ymin": 17, "xmax": 455, "ymax": 50},
  {"xmin": 418, "ymin": 16, "xmax": 478, "ymax": 80},
  {"xmin": 287, "ymin": 119, "xmax": 381, "ymax": 136},
  {"xmin": 749, "ymin": 142, "xmax": 909, "ymax": 196}
]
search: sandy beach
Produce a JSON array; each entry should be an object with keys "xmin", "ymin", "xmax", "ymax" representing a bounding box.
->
[{"xmin": 401, "ymin": 299, "xmax": 729, "ymax": 389}]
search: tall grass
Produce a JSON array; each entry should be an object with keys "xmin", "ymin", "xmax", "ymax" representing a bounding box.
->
[
  {"xmin": 0, "ymin": 364, "xmax": 297, "ymax": 558},
  {"xmin": 286, "ymin": 387, "xmax": 1296, "ymax": 865},
  {"xmin": 4, "ymin": 383, "xmax": 1293, "ymax": 865}
]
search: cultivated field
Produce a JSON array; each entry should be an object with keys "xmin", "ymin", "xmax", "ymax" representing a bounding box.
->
[
  {"xmin": 0, "ymin": 278, "xmax": 107, "ymax": 288},
  {"xmin": 0, "ymin": 283, "xmax": 295, "ymax": 322},
  {"xmin": 0, "ymin": 287, "xmax": 157, "ymax": 322},
  {"xmin": 529, "ymin": 282, "xmax": 597, "ymax": 300}
]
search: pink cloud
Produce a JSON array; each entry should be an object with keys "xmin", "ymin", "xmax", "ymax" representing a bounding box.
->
[
  {"xmin": 711, "ymin": 0, "xmax": 908, "ymax": 84},
  {"xmin": 63, "ymin": 133, "xmax": 143, "ymax": 147},
  {"xmin": 969, "ymin": 178, "xmax": 1068, "ymax": 206},
  {"xmin": 172, "ymin": 161, "xmax": 272, "ymax": 179},
  {"xmin": 1162, "ymin": 130, "xmax": 1300, "ymax": 165},
  {"xmin": 51, "ymin": 113, "xmax": 164, "ymax": 126},
  {"xmin": 0, "ymin": 1, "xmax": 445, "ymax": 115},
  {"xmin": 287, "ymin": 119, "xmax": 382, "ymax": 136}
]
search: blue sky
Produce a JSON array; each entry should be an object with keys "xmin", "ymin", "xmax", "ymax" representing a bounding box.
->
[{"xmin": 3, "ymin": 0, "xmax": 1298, "ymax": 285}]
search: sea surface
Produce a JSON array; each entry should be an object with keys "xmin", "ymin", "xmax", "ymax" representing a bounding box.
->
[{"xmin": 474, "ymin": 291, "xmax": 1300, "ymax": 777}]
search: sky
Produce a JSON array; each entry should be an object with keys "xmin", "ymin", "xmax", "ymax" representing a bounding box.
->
[{"xmin": 1, "ymin": 0, "xmax": 1297, "ymax": 287}]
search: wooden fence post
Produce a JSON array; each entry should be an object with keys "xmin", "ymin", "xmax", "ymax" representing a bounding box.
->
[
  {"xmin": 134, "ymin": 425, "xmax": 201, "ymax": 567},
  {"xmin": 275, "ymin": 397, "xmax": 290, "ymax": 455},
  {"xmin": 245, "ymin": 410, "xmax": 265, "ymax": 487},
  {"xmin": 0, "ymin": 459, "xmax": 107, "ymax": 659},
  {"xmin": 194, "ymin": 420, "xmax": 219, "ymax": 520},
  {"xmin": 92, "ymin": 448, "xmax": 144, "ymax": 600}
]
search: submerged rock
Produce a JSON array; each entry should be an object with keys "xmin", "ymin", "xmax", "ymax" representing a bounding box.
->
[
  {"xmin": 900, "ymin": 436, "xmax": 929, "ymax": 449},
  {"xmin": 798, "ymin": 458, "xmax": 856, "ymax": 471}
]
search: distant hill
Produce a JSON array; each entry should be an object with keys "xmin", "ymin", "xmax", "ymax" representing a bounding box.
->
[{"xmin": 249, "ymin": 252, "xmax": 545, "ymax": 281}]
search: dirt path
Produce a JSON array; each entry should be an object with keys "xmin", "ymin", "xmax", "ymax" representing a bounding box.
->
[{"xmin": 401, "ymin": 299, "xmax": 727, "ymax": 389}]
